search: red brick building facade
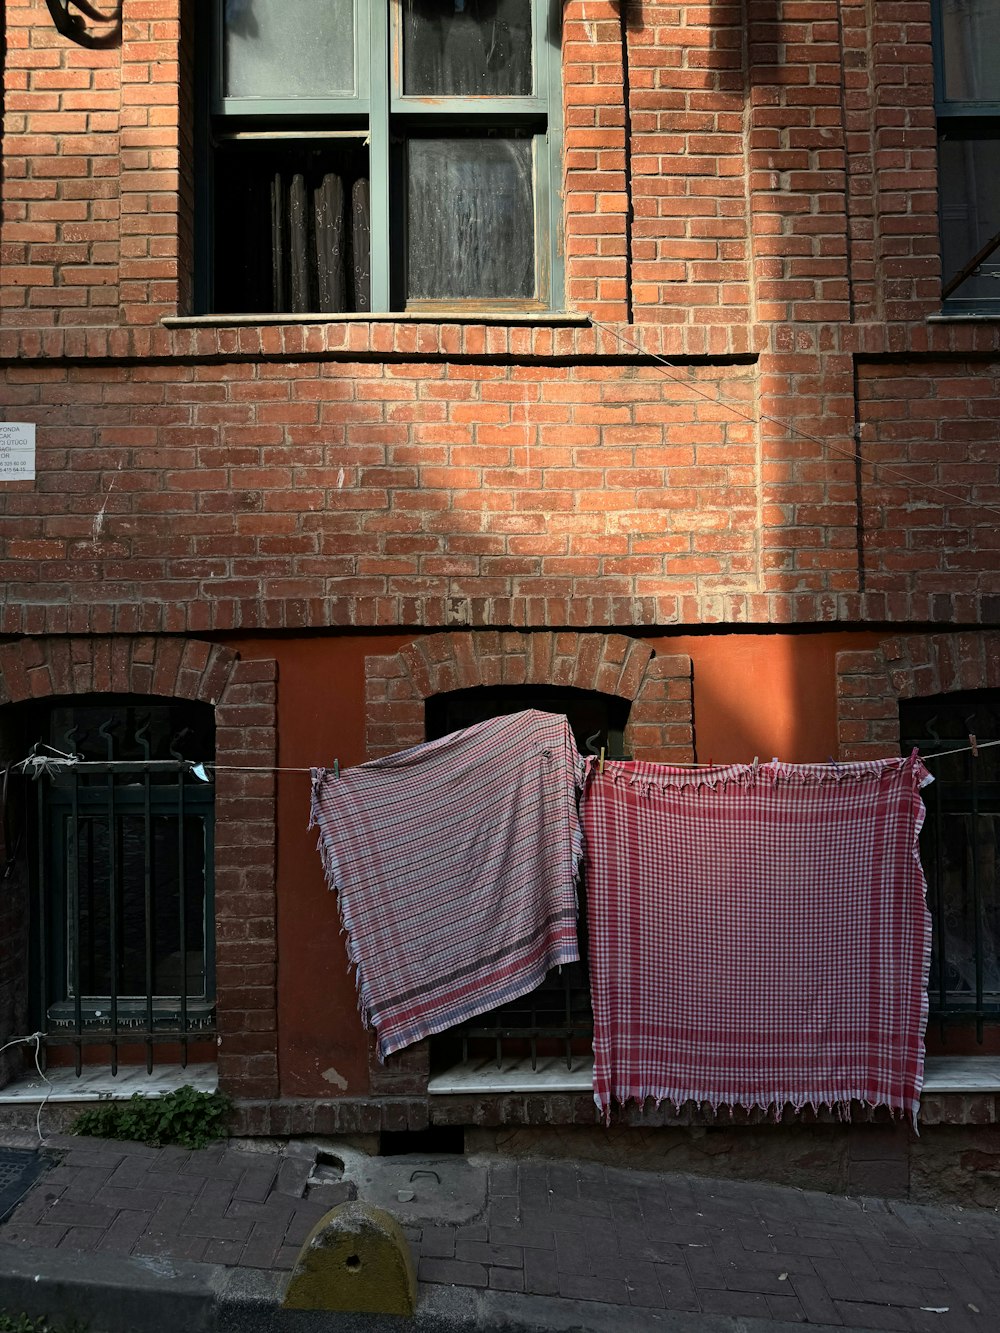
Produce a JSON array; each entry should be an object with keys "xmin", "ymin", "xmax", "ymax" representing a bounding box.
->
[{"xmin": 2, "ymin": 0, "xmax": 1000, "ymax": 1181}]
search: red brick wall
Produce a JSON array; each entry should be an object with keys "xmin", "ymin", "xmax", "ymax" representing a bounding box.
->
[
  {"xmin": 857, "ymin": 362, "xmax": 1000, "ymax": 613},
  {"xmin": 0, "ymin": 356, "xmax": 758, "ymax": 631},
  {"xmin": 1, "ymin": 0, "xmax": 123, "ymax": 326},
  {"xmin": 364, "ymin": 631, "xmax": 693, "ymax": 762},
  {"xmin": 838, "ymin": 632, "xmax": 1000, "ymax": 761},
  {"xmin": 1, "ymin": 1, "xmax": 940, "ymax": 332},
  {"xmin": 5, "ymin": 2, "xmax": 999, "ymax": 630},
  {"xmin": 0, "ymin": 636, "xmax": 279, "ymax": 1101}
]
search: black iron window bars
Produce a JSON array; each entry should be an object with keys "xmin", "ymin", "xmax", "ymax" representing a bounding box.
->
[
  {"xmin": 23, "ymin": 702, "xmax": 215, "ymax": 1076},
  {"xmin": 902, "ymin": 693, "xmax": 1000, "ymax": 1042}
]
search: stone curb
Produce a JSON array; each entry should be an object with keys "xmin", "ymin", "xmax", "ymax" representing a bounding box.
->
[
  {"xmin": 0, "ymin": 1240, "xmax": 847, "ymax": 1333},
  {"xmin": 0, "ymin": 1241, "xmax": 217, "ymax": 1333}
]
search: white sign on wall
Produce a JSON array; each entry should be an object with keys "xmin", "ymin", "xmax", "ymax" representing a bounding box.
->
[{"xmin": 0, "ymin": 422, "xmax": 36, "ymax": 481}]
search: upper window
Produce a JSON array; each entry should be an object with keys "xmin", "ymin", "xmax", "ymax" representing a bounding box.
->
[
  {"xmin": 935, "ymin": 0, "xmax": 1000, "ymax": 312},
  {"xmin": 200, "ymin": 0, "xmax": 562, "ymax": 316}
]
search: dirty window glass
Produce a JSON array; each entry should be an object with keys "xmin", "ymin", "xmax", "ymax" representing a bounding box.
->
[
  {"xmin": 223, "ymin": 0, "xmax": 356, "ymax": 99},
  {"xmin": 402, "ymin": 0, "xmax": 533, "ymax": 96},
  {"xmin": 406, "ymin": 137, "xmax": 535, "ymax": 299},
  {"xmin": 939, "ymin": 135, "xmax": 1000, "ymax": 306},
  {"xmin": 940, "ymin": 0, "xmax": 1000, "ymax": 102}
]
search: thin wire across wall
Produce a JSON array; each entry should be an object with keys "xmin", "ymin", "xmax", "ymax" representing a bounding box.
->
[
  {"xmin": 15, "ymin": 738, "xmax": 999, "ymax": 779},
  {"xmin": 586, "ymin": 315, "xmax": 1000, "ymax": 526}
]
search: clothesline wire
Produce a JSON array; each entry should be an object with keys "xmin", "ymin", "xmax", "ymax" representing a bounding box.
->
[
  {"xmin": 181, "ymin": 737, "xmax": 1000, "ymax": 771},
  {"xmin": 14, "ymin": 738, "xmax": 996, "ymax": 780},
  {"xmin": 586, "ymin": 316, "xmax": 1000, "ymax": 524}
]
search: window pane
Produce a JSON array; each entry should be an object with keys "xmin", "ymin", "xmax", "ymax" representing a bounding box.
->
[
  {"xmin": 939, "ymin": 136, "xmax": 1000, "ymax": 307},
  {"xmin": 407, "ymin": 137, "xmax": 535, "ymax": 300},
  {"xmin": 214, "ymin": 143, "xmax": 371, "ymax": 314},
  {"xmin": 402, "ymin": 0, "xmax": 532, "ymax": 96},
  {"xmin": 223, "ymin": 0, "xmax": 356, "ymax": 99},
  {"xmin": 941, "ymin": 0, "xmax": 1000, "ymax": 102}
]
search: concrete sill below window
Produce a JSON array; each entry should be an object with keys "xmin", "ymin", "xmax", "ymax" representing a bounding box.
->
[
  {"xmin": 926, "ymin": 314, "xmax": 1000, "ymax": 322},
  {"xmin": 162, "ymin": 312, "xmax": 590, "ymax": 327},
  {"xmin": 428, "ymin": 1055, "xmax": 1000, "ymax": 1097},
  {"xmin": 0, "ymin": 1063, "xmax": 218, "ymax": 1104},
  {"xmin": 429, "ymin": 1055, "xmax": 594, "ymax": 1095}
]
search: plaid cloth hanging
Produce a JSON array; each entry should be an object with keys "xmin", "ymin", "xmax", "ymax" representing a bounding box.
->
[
  {"xmin": 582, "ymin": 753, "xmax": 933, "ymax": 1124},
  {"xmin": 311, "ymin": 710, "xmax": 584, "ymax": 1058}
]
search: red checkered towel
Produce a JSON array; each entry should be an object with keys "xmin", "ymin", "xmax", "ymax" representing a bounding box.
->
[
  {"xmin": 310, "ymin": 710, "xmax": 583, "ymax": 1058},
  {"xmin": 583, "ymin": 754, "xmax": 933, "ymax": 1124}
]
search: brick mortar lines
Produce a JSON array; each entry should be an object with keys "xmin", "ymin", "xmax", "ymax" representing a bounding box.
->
[
  {"xmin": 3, "ymin": 595, "xmax": 1000, "ymax": 636},
  {"xmin": 5, "ymin": 324, "xmax": 1000, "ymax": 366}
]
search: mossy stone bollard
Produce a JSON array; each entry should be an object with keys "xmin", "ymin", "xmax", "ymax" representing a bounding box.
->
[{"xmin": 282, "ymin": 1199, "xmax": 417, "ymax": 1315}]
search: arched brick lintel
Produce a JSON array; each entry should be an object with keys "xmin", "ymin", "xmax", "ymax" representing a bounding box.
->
[
  {"xmin": 0, "ymin": 636, "xmax": 239, "ymax": 707},
  {"xmin": 836, "ymin": 632, "xmax": 1000, "ymax": 761},
  {"xmin": 364, "ymin": 631, "xmax": 694, "ymax": 763},
  {"xmin": 0, "ymin": 636, "xmax": 280, "ymax": 1103}
]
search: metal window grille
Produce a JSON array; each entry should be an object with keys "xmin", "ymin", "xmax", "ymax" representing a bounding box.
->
[
  {"xmin": 426, "ymin": 688, "xmax": 630, "ymax": 1070},
  {"xmin": 901, "ymin": 692, "xmax": 1000, "ymax": 1040},
  {"xmin": 25, "ymin": 700, "xmax": 215, "ymax": 1074}
]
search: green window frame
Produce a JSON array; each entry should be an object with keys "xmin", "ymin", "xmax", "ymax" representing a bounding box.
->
[
  {"xmin": 933, "ymin": 0, "xmax": 1000, "ymax": 313},
  {"xmin": 200, "ymin": 0, "xmax": 564, "ymax": 316}
]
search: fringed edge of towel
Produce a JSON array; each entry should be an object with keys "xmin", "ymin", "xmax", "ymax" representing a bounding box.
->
[
  {"xmin": 594, "ymin": 749, "xmax": 932, "ymax": 797},
  {"xmin": 309, "ymin": 767, "xmax": 380, "ymax": 1044},
  {"xmin": 593, "ymin": 1089, "xmax": 921, "ymax": 1132}
]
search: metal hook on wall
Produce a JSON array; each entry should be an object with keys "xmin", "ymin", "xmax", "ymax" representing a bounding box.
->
[{"xmin": 44, "ymin": 0, "xmax": 123, "ymax": 51}]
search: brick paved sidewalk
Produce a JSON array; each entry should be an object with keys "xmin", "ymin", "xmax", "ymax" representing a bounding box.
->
[
  {"xmin": 0, "ymin": 1135, "xmax": 351, "ymax": 1271},
  {"xmin": 1, "ymin": 1134, "xmax": 999, "ymax": 1331},
  {"xmin": 405, "ymin": 1159, "xmax": 1000, "ymax": 1331}
]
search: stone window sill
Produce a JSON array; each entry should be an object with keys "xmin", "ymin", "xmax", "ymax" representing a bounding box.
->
[
  {"xmin": 926, "ymin": 314, "xmax": 1000, "ymax": 323},
  {"xmin": 428, "ymin": 1054, "xmax": 1000, "ymax": 1096},
  {"xmin": 162, "ymin": 312, "xmax": 590, "ymax": 328}
]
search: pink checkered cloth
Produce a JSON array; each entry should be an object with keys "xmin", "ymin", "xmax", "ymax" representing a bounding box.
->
[
  {"xmin": 582, "ymin": 753, "xmax": 933, "ymax": 1124},
  {"xmin": 310, "ymin": 710, "xmax": 583, "ymax": 1058}
]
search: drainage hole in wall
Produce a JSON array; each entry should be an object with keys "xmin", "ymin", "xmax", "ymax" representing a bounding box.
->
[{"xmin": 378, "ymin": 1127, "xmax": 464, "ymax": 1156}]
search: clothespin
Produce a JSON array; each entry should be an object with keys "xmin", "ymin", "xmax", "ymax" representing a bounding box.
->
[
  {"xmin": 828, "ymin": 755, "xmax": 842, "ymax": 775},
  {"xmin": 964, "ymin": 714, "xmax": 979, "ymax": 759},
  {"xmin": 334, "ymin": 758, "xmax": 340, "ymax": 778},
  {"xmin": 598, "ymin": 746, "xmax": 605, "ymax": 775},
  {"xmin": 752, "ymin": 755, "xmax": 759, "ymax": 774}
]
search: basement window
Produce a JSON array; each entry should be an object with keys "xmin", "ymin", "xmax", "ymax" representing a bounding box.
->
[
  {"xmin": 901, "ymin": 691, "xmax": 1000, "ymax": 1041},
  {"xmin": 425, "ymin": 685, "xmax": 628, "ymax": 1086}
]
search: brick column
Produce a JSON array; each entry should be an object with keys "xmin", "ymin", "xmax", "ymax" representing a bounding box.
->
[
  {"xmin": 214, "ymin": 658, "xmax": 280, "ymax": 1100},
  {"xmin": 0, "ymin": 0, "xmax": 121, "ymax": 327},
  {"xmin": 562, "ymin": 1, "xmax": 631, "ymax": 321},
  {"xmin": 118, "ymin": 1, "xmax": 184, "ymax": 324}
]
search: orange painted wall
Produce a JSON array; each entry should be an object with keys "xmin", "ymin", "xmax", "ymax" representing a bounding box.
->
[
  {"xmin": 668, "ymin": 631, "xmax": 883, "ymax": 766},
  {"xmin": 230, "ymin": 634, "xmax": 409, "ymax": 1098},
  {"xmin": 226, "ymin": 628, "xmax": 885, "ymax": 1096}
]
